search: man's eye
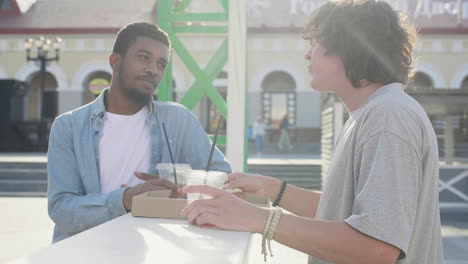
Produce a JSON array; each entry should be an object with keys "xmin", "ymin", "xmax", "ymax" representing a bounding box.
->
[{"xmin": 138, "ymin": 55, "xmax": 148, "ymax": 60}]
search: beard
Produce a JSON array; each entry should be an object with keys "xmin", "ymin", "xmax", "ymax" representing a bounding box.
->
[{"xmin": 118, "ymin": 64, "xmax": 153, "ymax": 105}]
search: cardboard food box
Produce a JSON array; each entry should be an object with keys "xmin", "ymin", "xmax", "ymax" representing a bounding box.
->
[{"xmin": 131, "ymin": 190, "xmax": 271, "ymax": 219}]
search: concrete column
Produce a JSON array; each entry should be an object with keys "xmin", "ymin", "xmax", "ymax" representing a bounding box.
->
[{"xmin": 227, "ymin": 0, "xmax": 247, "ymax": 172}]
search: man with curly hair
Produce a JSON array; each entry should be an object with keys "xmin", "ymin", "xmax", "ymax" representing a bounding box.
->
[{"xmin": 181, "ymin": 1, "xmax": 444, "ymax": 263}]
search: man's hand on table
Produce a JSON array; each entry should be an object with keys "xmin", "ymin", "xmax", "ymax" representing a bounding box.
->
[
  {"xmin": 123, "ymin": 171, "xmax": 178, "ymax": 211},
  {"xmin": 181, "ymin": 185, "xmax": 269, "ymax": 233}
]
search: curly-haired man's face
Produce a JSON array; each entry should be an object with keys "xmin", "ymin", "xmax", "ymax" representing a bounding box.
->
[{"xmin": 305, "ymin": 42, "xmax": 348, "ymax": 94}]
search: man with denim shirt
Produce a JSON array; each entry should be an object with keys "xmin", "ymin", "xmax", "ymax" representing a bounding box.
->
[{"xmin": 47, "ymin": 23, "xmax": 231, "ymax": 243}]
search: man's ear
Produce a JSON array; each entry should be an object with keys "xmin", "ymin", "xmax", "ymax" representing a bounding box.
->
[{"xmin": 109, "ymin": 53, "xmax": 121, "ymax": 71}]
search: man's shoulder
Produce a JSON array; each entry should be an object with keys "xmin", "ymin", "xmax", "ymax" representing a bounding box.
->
[
  {"xmin": 154, "ymin": 100, "xmax": 189, "ymax": 110},
  {"xmin": 53, "ymin": 102, "xmax": 94, "ymax": 127},
  {"xmin": 154, "ymin": 101, "xmax": 194, "ymax": 118}
]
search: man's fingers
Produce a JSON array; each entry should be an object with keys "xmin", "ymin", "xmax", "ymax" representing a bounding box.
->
[
  {"xmin": 195, "ymin": 213, "xmax": 219, "ymax": 228},
  {"xmin": 187, "ymin": 205, "xmax": 218, "ymax": 224},
  {"xmin": 233, "ymin": 192, "xmax": 246, "ymax": 200},
  {"xmin": 181, "ymin": 198, "xmax": 218, "ymax": 217},
  {"xmin": 146, "ymin": 178, "xmax": 178, "ymax": 191},
  {"xmin": 134, "ymin": 171, "xmax": 159, "ymax": 181},
  {"xmin": 227, "ymin": 172, "xmax": 244, "ymax": 181},
  {"xmin": 223, "ymin": 178, "xmax": 249, "ymax": 191}
]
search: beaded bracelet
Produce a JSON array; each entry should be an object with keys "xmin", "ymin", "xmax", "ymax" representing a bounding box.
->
[
  {"xmin": 267, "ymin": 208, "xmax": 282, "ymax": 240},
  {"xmin": 261, "ymin": 209, "xmax": 276, "ymax": 261},
  {"xmin": 261, "ymin": 207, "xmax": 283, "ymax": 262},
  {"xmin": 272, "ymin": 180, "xmax": 287, "ymax": 207}
]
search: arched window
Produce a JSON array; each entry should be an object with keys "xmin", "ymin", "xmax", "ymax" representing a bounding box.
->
[
  {"xmin": 200, "ymin": 71, "xmax": 227, "ymax": 134},
  {"xmin": 83, "ymin": 71, "xmax": 111, "ymax": 105},
  {"xmin": 209, "ymin": 71, "xmax": 227, "ymax": 134},
  {"xmin": 261, "ymin": 71, "xmax": 296, "ymax": 128},
  {"xmin": 26, "ymin": 72, "xmax": 58, "ymax": 120},
  {"xmin": 408, "ymin": 72, "xmax": 434, "ymax": 90}
]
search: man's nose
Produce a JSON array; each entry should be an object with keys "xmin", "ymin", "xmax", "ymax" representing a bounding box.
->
[{"xmin": 144, "ymin": 65, "xmax": 159, "ymax": 80}]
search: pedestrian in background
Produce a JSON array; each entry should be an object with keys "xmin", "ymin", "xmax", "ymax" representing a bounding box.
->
[
  {"xmin": 253, "ymin": 117, "xmax": 266, "ymax": 155},
  {"xmin": 278, "ymin": 113, "xmax": 292, "ymax": 151}
]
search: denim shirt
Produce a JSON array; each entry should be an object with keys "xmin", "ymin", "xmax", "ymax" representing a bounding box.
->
[{"xmin": 47, "ymin": 89, "xmax": 231, "ymax": 243}]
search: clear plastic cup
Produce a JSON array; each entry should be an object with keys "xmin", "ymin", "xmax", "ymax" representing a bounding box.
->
[
  {"xmin": 187, "ymin": 170, "xmax": 228, "ymax": 199},
  {"xmin": 156, "ymin": 163, "xmax": 192, "ymax": 198},
  {"xmin": 185, "ymin": 176, "xmax": 205, "ymax": 201}
]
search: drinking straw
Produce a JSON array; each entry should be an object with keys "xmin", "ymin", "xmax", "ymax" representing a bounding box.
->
[
  {"xmin": 205, "ymin": 115, "xmax": 223, "ymax": 172},
  {"xmin": 162, "ymin": 122, "xmax": 178, "ymax": 185}
]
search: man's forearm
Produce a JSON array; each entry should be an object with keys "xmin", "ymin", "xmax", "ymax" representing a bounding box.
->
[
  {"xmin": 49, "ymin": 188, "xmax": 128, "ymax": 234},
  {"xmin": 265, "ymin": 178, "xmax": 321, "ymax": 218},
  {"xmin": 271, "ymin": 214, "xmax": 400, "ymax": 264}
]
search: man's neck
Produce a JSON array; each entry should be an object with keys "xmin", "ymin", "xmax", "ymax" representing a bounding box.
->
[
  {"xmin": 336, "ymin": 82, "xmax": 383, "ymax": 112},
  {"xmin": 106, "ymin": 84, "xmax": 147, "ymax": 115}
]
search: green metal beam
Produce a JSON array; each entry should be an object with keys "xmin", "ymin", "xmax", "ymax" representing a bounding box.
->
[
  {"xmin": 209, "ymin": 135, "xmax": 226, "ymax": 145},
  {"xmin": 169, "ymin": 13, "xmax": 227, "ymax": 22},
  {"xmin": 218, "ymin": 0, "xmax": 228, "ymax": 11},
  {"xmin": 173, "ymin": 26, "xmax": 228, "ymax": 34},
  {"xmin": 173, "ymin": 0, "xmax": 192, "ymax": 12},
  {"xmin": 171, "ymin": 35, "xmax": 228, "ymax": 117},
  {"xmin": 158, "ymin": 61, "xmax": 173, "ymax": 101},
  {"xmin": 157, "ymin": 0, "xmax": 246, "ymax": 159}
]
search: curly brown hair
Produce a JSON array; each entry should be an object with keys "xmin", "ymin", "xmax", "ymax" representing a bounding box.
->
[{"xmin": 304, "ymin": 0, "xmax": 417, "ymax": 87}]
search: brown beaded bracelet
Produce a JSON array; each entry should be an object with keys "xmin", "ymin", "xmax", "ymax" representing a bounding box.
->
[{"xmin": 272, "ymin": 180, "xmax": 287, "ymax": 207}]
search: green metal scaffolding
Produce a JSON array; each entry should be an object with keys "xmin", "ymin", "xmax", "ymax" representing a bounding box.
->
[{"xmin": 156, "ymin": 0, "xmax": 248, "ymax": 171}]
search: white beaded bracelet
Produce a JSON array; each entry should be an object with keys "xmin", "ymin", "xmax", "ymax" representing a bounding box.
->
[
  {"xmin": 261, "ymin": 209, "xmax": 275, "ymax": 261},
  {"xmin": 261, "ymin": 207, "xmax": 283, "ymax": 262}
]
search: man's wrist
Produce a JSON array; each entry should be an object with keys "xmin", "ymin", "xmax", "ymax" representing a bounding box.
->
[
  {"xmin": 264, "ymin": 177, "xmax": 282, "ymax": 202},
  {"xmin": 123, "ymin": 187, "xmax": 132, "ymax": 212},
  {"xmin": 252, "ymin": 207, "xmax": 270, "ymax": 234}
]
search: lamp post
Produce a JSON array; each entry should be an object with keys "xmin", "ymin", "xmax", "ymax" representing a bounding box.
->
[{"xmin": 24, "ymin": 36, "xmax": 62, "ymax": 151}]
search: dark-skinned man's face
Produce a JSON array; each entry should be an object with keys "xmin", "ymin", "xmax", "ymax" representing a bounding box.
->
[{"xmin": 116, "ymin": 36, "xmax": 169, "ymax": 104}]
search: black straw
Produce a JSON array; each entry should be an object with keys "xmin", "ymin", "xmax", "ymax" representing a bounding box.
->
[
  {"xmin": 162, "ymin": 122, "xmax": 178, "ymax": 185},
  {"xmin": 205, "ymin": 115, "xmax": 223, "ymax": 172}
]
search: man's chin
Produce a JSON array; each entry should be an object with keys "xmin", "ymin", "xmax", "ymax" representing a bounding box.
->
[{"xmin": 124, "ymin": 87, "xmax": 153, "ymax": 104}]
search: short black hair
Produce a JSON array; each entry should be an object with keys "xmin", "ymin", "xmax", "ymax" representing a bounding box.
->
[
  {"xmin": 112, "ymin": 22, "xmax": 171, "ymax": 57},
  {"xmin": 304, "ymin": 0, "xmax": 417, "ymax": 87}
]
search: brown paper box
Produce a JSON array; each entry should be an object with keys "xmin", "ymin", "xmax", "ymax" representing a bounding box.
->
[{"xmin": 131, "ymin": 190, "xmax": 270, "ymax": 219}]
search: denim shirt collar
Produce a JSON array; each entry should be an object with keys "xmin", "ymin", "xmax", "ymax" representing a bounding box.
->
[
  {"xmin": 90, "ymin": 88, "xmax": 160, "ymax": 174},
  {"xmin": 91, "ymin": 88, "xmax": 155, "ymax": 120}
]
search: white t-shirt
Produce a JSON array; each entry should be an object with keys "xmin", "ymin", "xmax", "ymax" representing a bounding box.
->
[{"xmin": 99, "ymin": 106, "xmax": 151, "ymax": 194}]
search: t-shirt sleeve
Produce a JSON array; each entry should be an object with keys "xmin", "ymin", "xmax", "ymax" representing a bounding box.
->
[{"xmin": 344, "ymin": 131, "xmax": 422, "ymax": 259}]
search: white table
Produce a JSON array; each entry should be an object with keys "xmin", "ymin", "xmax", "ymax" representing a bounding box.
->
[{"xmin": 11, "ymin": 214, "xmax": 253, "ymax": 264}]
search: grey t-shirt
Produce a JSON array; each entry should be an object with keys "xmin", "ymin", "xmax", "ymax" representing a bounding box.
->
[{"xmin": 309, "ymin": 83, "xmax": 444, "ymax": 264}]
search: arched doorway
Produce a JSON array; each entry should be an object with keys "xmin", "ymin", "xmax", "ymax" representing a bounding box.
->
[
  {"xmin": 408, "ymin": 72, "xmax": 434, "ymax": 90},
  {"xmin": 26, "ymin": 71, "xmax": 58, "ymax": 121},
  {"xmin": 83, "ymin": 71, "xmax": 111, "ymax": 105},
  {"xmin": 261, "ymin": 71, "xmax": 296, "ymax": 128},
  {"xmin": 200, "ymin": 71, "xmax": 227, "ymax": 134}
]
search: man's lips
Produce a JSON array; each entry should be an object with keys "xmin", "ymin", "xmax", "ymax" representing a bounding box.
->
[{"xmin": 137, "ymin": 76, "xmax": 157, "ymax": 87}]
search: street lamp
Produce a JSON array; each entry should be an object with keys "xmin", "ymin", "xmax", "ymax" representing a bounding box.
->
[{"xmin": 24, "ymin": 36, "xmax": 62, "ymax": 151}]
